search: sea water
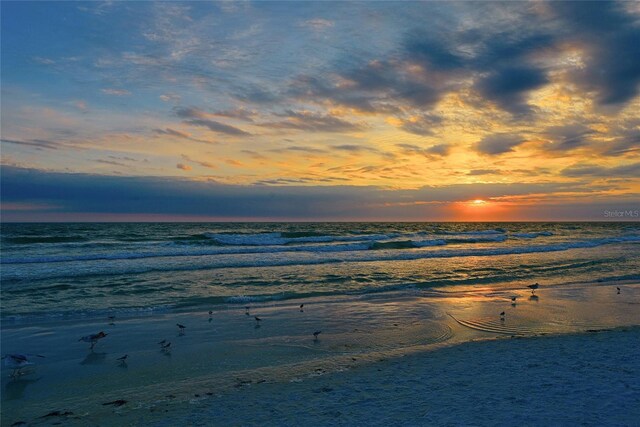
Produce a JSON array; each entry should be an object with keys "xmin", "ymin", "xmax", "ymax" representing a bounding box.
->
[{"xmin": 2, "ymin": 222, "xmax": 639, "ymax": 322}]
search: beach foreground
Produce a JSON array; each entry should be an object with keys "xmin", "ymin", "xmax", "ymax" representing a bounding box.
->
[{"xmin": 2, "ymin": 280, "xmax": 639, "ymax": 426}]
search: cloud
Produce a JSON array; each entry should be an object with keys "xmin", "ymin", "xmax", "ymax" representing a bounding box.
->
[
  {"xmin": 549, "ymin": 1, "xmax": 640, "ymax": 108},
  {"xmin": 181, "ymin": 154, "xmax": 216, "ymax": 169},
  {"xmin": 1, "ymin": 138, "xmax": 59, "ymax": 150},
  {"xmin": 270, "ymin": 146, "xmax": 327, "ymax": 154},
  {"xmin": 561, "ymin": 162, "xmax": 640, "ymax": 178},
  {"xmin": 467, "ymin": 169, "xmax": 498, "ymax": 176},
  {"xmin": 174, "ymin": 107, "xmax": 252, "ymax": 135},
  {"xmin": 543, "ymin": 124, "xmax": 596, "ymax": 151},
  {"xmin": 474, "ymin": 66, "xmax": 547, "ymax": 115},
  {"xmin": 396, "ymin": 143, "xmax": 450, "ymax": 157},
  {"xmin": 184, "ymin": 119, "xmax": 251, "ymax": 136},
  {"xmin": 159, "ymin": 93, "xmax": 181, "ymax": 103},
  {"xmin": 2, "ymin": 166, "xmax": 634, "ymax": 221},
  {"xmin": 300, "ymin": 19, "xmax": 334, "ymax": 31},
  {"xmin": 260, "ymin": 110, "xmax": 365, "ymax": 133},
  {"xmin": 153, "ymin": 128, "xmax": 192, "ymax": 139},
  {"xmin": 176, "ymin": 163, "xmax": 192, "ymax": 171},
  {"xmin": 101, "ymin": 88, "xmax": 131, "ymax": 96},
  {"xmin": 398, "ymin": 114, "xmax": 443, "ymax": 136},
  {"xmin": 475, "ymin": 134, "xmax": 525, "ymax": 155}
]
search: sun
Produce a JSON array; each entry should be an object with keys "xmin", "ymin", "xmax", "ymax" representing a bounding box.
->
[{"xmin": 470, "ymin": 199, "xmax": 487, "ymax": 206}]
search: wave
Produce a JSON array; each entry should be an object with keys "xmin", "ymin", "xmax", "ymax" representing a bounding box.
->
[
  {"xmin": 205, "ymin": 232, "xmax": 393, "ymax": 246},
  {"xmin": 3, "ymin": 235, "xmax": 638, "ymax": 282},
  {"xmin": 511, "ymin": 231, "xmax": 553, "ymax": 238},
  {"xmin": 3, "ymin": 235, "xmax": 89, "ymax": 244}
]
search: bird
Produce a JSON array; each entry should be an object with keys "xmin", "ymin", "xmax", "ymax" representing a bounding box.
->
[
  {"xmin": 254, "ymin": 316, "xmax": 262, "ymax": 323},
  {"xmin": 117, "ymin": 355, "xmax": 128, "ymax": 364},
  {"xmin": 313, "ymin": 331, "xmax": 322, "ymax": 341},
  {"xmin": 510, "ymin": 296, "xmax": 517, "ymax": 306},
  {"xmin": 208, "ymin": 310, "xmax": 213, "ymax": 316},
  {"xmin": 299, "ymin": 304, "xmax": 304, "ymax": 312},
  {"xmin": 2, "ymin": 353, "xmax": 44, "ymax": 377},
  {"xmin": 158, "ymin": 339, "xmax": 167, "ymax": 346},
  {"xmin": 527, "ymin": 283, "xmax": 539, "ymax": 294},
  {"xmin": 245, "ymin": 306, "xmax": 251, "ymax": 316},
  {"xmin": 79, "ymin": 331, "xmax": 108, "ymax": 350},
  {"xmin": 161, "ymin": 342, "xmax": 171, "ymax": 352},
  {"xmin": 500, "ymin": 311, "xmax": 505, "ymax": 321},
  {"xmin": 617, "ymin": 287, "xmax": 621, "ymax": 294},
  {"xmin": 177, "ymin": 323, "xmax": 186, "ymax": 334},
  {"xmin": 108, "ymin": 315, "xmax": 116, "ymax": 325}
]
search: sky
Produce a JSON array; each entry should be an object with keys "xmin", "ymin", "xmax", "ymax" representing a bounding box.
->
[{"xmin": 1, "ymin": 1, "xmax": 639, "ymax": 221}]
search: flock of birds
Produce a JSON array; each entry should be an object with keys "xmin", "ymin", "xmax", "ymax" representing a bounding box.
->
[
  {"xmin": 3, "ymin": 282, "xmax": 626, "ymax": 378},
  {"xmin": 3, "ymin": 302, "xmax": 322, "ymax": 378}
]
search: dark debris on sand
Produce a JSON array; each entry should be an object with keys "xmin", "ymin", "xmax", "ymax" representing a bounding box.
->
[{"xmin": 40, "ymin": 410, "xmax": 75, "ymax": 418}]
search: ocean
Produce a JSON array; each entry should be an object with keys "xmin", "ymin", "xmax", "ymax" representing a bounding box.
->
[{"xmin": 2, "ymin": 222, "xmax": 639, "ymax": 322}]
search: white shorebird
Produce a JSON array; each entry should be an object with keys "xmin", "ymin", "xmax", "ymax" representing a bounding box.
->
[
  {"xmin": 527, "ymin": 283, "xmax": 539, "ymax": 294},
  {"xmin": 79, "ymin": 331, "xmax": 108, "ymax": 350},
  {"xmin": 2, "ymin": 353, "xmax": 44, "ymax": 377}
]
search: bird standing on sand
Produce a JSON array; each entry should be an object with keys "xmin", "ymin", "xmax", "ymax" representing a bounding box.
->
[
  {"xmin": 617, "ymin": 287, "xmax": 621, "ymax": 294},
  {"xmin": 160, "ymin": 342, "xmax": 171, "ymax": 352},
  {"xmin": 500, "ymin": 311, "xmax": 505, "ymax": 321},
  {"xmin": 2, "ymin": 353, "xmax": 44, "ymax": 377},
  {"xmin": 177, "ymin": 323, "xmax": 186, "ymax": 334},
  {"xmin": 299, "ymin": 304, "xmax": 304, "ymax": 312},
  {"xmin": 511, "ymin": 296, "xmax": 517, "ymax": 306},
  {"xmin": 527, "ymin": 283, "xmax": 539, "ymax": 294},
  {"xmin": 117, "ymin": 355, "xmax": 128, "ymax": 365},
  {"xmin": 245, "ymin": 306, "xmax": 251, "ymax": 316},
  {"xmin": 313, "ymin": 331, "xmax": 322, "ymax": 341},
  {"xmin": 79, "ymin": 331, "xmax": 108, "ymax": 350},
  {"xmin": 254, "ymin": 316, "xmax": 262, "ymax": 323},
  {"xmin": 108, "ymin": 315, "xmax": 116, "ymax": 325}
]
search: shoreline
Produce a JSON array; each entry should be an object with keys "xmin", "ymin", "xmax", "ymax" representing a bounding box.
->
[{"xmin": 2, "ymin": 280, "xmax": 639, "ymax": 425}]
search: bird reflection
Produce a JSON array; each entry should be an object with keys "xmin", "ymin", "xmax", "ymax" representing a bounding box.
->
[
  {"xmin": 528, "ymin": 294, "xmax": 539, "ymax": 302},
  {"xmin": 5, "ymin": 376, "xmax": 41, "ymax": 400},
  {"xmin": 80, "ymin": 352, "xmax": 107, "ymax": 365}
]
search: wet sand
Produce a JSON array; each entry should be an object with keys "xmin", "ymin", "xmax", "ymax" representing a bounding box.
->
[{"xmin": 2, "ymin": 280, "xmax": 639, "ymax": 426}]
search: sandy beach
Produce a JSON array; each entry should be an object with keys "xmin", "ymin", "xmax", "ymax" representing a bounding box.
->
[{"xmin": 2, "ymin": 279, "xmax": 639, "ymax": 426}]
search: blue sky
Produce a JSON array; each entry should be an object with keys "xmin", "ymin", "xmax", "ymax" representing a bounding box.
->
[{"xmin": 1, "ymin": 1, "xmax": 639, "ymax": 221}]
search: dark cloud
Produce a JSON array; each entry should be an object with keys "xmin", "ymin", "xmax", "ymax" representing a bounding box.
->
[
  {"xmin": 404, "ymin": 32, "xmax": 466, "ymax": 71},
  {"xmin": 396, "ymin": 143, "xmax": 450, "ymax": 157},
  {"xmin": 153, "ymin": 128, "xmax": 191, "ymax": 139},
  {"xmin": 260, "ymin": 110, "xmax": 365, "ymax": 133},
  {"xmin": 184, "ymin": 118, "xmax": 251, "ymax": 136},
  {"xmin": 550, "ymin": 1, "xmax": 640, "ymax": 108},
  {"xmin": 474, "ymin": 66, "xmax": 547, "ymax": 115},
  {"xmin": 561, "ymin": 162, "xmax": 640, "ymax": 178},
  {"xmin": 1, "ymin": 138, "xmax": 59, "ymax": 150},
  {"xmin": 475, "ymin": 134, "xmax": 524, "ymax": 155},
  {"xmin": 467, "ymin": 169, "xmax": 498, "ymax": 176},
  {"xmin": 543, "ymin": 124, "xmax": 596, "ymax": 151},
  {"xmin": 426, "ymin": 144, "xmax": 451, "ymax": 156},
  {"xmin": 399, "ymin": 114, "xmax": 443, "ymax": 136},
  {"xmin": 332, "ymin": 144, "xmax": 377, "ymax": 152},
  {"xmin": 3, "ymin": 166, "xmax": 626, "ymax": 221},
  {"xmin": 270, "ymin": 145, "xmax": 327, "ymax": 154}
]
